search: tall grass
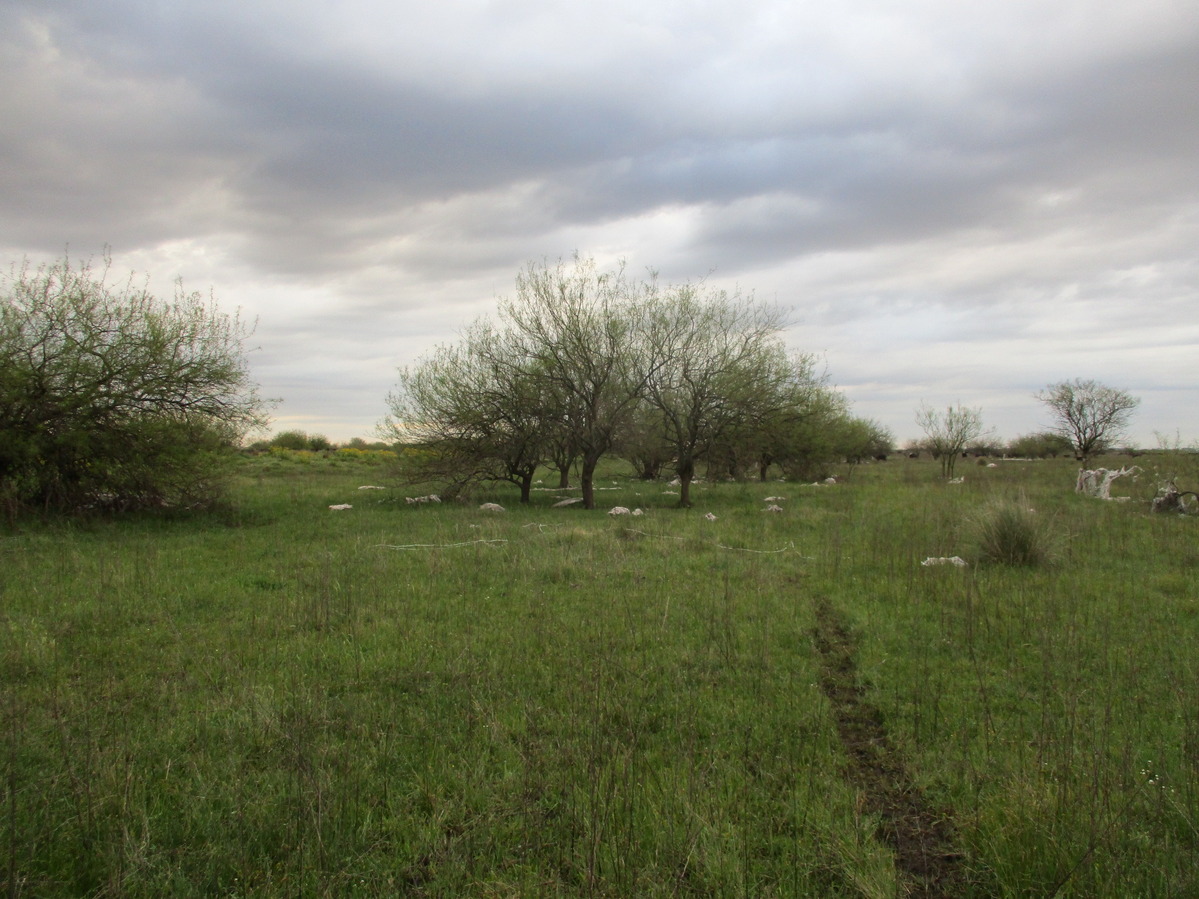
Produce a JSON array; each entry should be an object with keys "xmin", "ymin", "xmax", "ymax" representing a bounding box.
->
[{"xmin": 1, "ymin": 453, "xmax": 1196, "ymax": 896}]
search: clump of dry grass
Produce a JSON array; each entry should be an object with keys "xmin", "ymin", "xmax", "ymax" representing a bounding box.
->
[{"xmin": 969, "ymin": 497, "xmax": 1057, "ymax": 566}]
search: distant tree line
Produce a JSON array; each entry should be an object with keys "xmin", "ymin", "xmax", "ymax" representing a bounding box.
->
[
  {"xmin": 7, "ymin": 253, "xmax": 1139, "ymax": 519},
  {"xmin": 382, "ymin": 257, "xmax": 892, "ymax": 508},
  {"xmin": 244, "ymin": 431, "xmax": 395, "ymax": 453}
]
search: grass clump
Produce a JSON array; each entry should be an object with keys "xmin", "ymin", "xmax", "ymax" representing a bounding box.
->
[{"xmin": 969, "ymin": 496, "xmax": 1056, "ymax": 566}]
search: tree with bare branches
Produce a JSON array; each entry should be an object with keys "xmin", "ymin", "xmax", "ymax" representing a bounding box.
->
[
  {"xmin": 915, "ymin": 403, "xmax": 985, "ymax": 479},
  {"xmin": 1036, "ymin": 378, "xmax": 1140, "ymax": 465}
]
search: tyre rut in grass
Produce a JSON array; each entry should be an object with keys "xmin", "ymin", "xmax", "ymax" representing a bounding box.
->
[{"xmin": 812, "ymin": 597, "xmax": 969, "ymax": 898}]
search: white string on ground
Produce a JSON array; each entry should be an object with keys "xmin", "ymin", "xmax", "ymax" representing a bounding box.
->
[
  {"xmin": 374, "ymin": 539, "xmax": 508, "ymax": 550},
  {"xmin": 624, "ymin": 529, "xmax": 805, "ymax": 556},
  {"xmin": 623, "ymin": 528, "xmax": 688, "ymax": 541},
  {"xmin": 715, "ymin": 540, "xmax": 805, "ymax": 555}
]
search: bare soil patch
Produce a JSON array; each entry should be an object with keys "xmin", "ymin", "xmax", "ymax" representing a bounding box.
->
[{"xmin": 812, "ymin": 597, "xmax": 969, "ymax": 897}]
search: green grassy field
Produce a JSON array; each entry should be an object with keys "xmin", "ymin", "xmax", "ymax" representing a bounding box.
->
[{"xmin": 2, "ymin": 453, "xmax": 1197, "ymax": 896}]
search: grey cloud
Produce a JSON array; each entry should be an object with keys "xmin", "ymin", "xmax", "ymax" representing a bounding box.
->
[
  {"xmin": 12, "ymin": 0, "xmax": 1194, "ymax": 267},
  {"xmin": 2, "ymin": 0, "xmax": 1197, "ymax": 443}
]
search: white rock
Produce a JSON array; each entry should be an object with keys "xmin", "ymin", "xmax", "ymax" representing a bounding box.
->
[
  {"xmin": 704, "ymin": 512, "xmax": 717, "ymax": 521},
  {"xmin": 608, "ymin": 506, "xmax": 631, "ymax": 516},
  {"xmin": 479, "ymin": 503, "xmax": 506, "ymax": 512},
  {"xmin": 328, "ymin": 504, "xmax": 353, "ymax": 511}
]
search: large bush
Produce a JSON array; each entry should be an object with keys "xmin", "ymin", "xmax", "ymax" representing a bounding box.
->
[{"xmin": 1, "ymin": 256, "xmax": 267, "ymax": 513}]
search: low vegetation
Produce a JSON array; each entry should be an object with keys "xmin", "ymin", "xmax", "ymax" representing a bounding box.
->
[
  {"xmin": 968, "ymin": 496, "xmax": 1058, "ymax": 567},
  {"xmin": 2, "ymin": 452, "xmax": 1196, "ymax": 896}
]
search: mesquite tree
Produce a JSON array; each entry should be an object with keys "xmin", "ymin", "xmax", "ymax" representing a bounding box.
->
[
  {"xmin": 1, "ymin": 255, "xmax": 266, "ymax": 513},
  {"xmin": 383, "ymin": 321, "xmax": 556, "ymax": 502},
  {"xmin": 1036, "ymin": 378, "xmax": 1140, "ymax": 465},
  {"xmin": 915, "ymin": 403, "xmax": 985, "ymax": 479},
  {"xmin": 640, "ymin": 286, "xmax": 790, "ymax": 506},
  {"xmin": 499, "ymin": 257, "xmax": 655, "ymax": 509},
  {"xmin": 386, "ymin": 256, "xmax": 865, "ymax": 507}
]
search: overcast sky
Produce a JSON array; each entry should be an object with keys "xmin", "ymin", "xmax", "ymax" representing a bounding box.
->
[{"xmin": 3, "ymin": 0, "xmax": 1197, "ymax": 447}]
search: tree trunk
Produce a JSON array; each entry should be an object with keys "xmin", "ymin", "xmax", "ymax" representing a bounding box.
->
[
  {"xmin": 557, "ymin": 466, "xmax": 571, "ymax": 489},
  {"xmin": 677, "ymin": 457, "xmax": 694, "ymax": 508},
  {"xmin": 519, "ymin": 472, "xmax": 533, "ymax": 503},
  {"xmin": 580, "ymin": 455, "xmax": 599, "ymax": 509}
]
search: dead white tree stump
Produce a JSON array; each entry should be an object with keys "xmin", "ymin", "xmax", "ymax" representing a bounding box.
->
[
  {"xmin": 1075, "ymin": 466, "xmax": 1139, "ymax": 500},
  {"xmin": 1152, "ymin": 482, "xmax": 1199, "ymax": 514}
]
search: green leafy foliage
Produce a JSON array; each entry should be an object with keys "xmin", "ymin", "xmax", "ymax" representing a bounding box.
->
[
  {"xmin": 388, "ymin": 257, "xmax": 869, "ymax": 505},
  {"xmin": 1, "ymin": 255, "xmax": 267, "ymax": 512},
  {"xmin": 1006, "ymin": 431, "xmax": 1074, "ymax": 458}
]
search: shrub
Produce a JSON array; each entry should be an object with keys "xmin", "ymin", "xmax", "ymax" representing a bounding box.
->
[
  {"xmin": 1, "ymin": 255, "xmax": 266, "ymax": 512},
  {"xmin": 1006, "ymin": 431, "xmax": 1073, "ymax": 459},
  {"xmin": 268, "ymin": 430, "xmax": 333, "ymax": 452}
]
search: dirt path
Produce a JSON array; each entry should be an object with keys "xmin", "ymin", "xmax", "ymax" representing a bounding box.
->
[{"xmin": 812, "ymin": 598, "xmax": 969, "ymax": 897}]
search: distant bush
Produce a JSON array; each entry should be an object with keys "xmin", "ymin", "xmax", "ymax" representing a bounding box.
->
[
  {"xmin": 969, "ymin": 498, "xmax": 1057, "ymax": 566},
  {"xmin": 965, "ymin": 438, "xmax": 1003, "ymax": 457},
  {"xmin": 266, "ymin": 430, "xmax": 333, "ymax": 452},
  {"xmin": 1005, "ymin": 432, "xmax": 1073, "ymax": 459},
  {"xmin": 344, "ymin": 437, "xmax": 395, "ymax": 451},
  {"xmin": 334, "ymin": 447, "xmax": 397, "ymax": 463}
]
